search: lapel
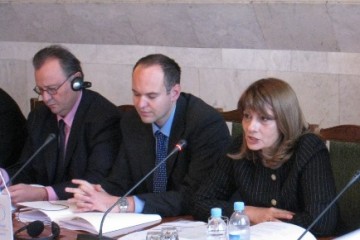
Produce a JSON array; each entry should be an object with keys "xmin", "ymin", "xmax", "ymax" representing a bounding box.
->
[
  {"xmin": 131, "ymin": 121, "xmax": 155, "ymax": 191},
  {"xmin": 166, "ymin": 94, "xmax": 187, "ymax": 176},
  {"xmin": 44, "ymin": 114, "xmax": 60, "ymax": 183},
  {"xmin": 63, "ymin": 90, "xmax": 91, "ymax": 172}
]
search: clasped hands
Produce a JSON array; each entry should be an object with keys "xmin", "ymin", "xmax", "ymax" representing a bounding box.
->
[{"xmin": 65, "ymin": 179, "xmax": 135, "ymax": 213}]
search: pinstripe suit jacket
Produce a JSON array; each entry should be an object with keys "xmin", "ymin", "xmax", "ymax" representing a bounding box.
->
[
  {"xmin": 102, "ymin": 92, "xmax": 231, "ymax": 217},
  {"xmin": 192, "ymin": 133, "xmax": 338, "ymax": 237},
  {"xmin": 7, "ymin": 90, "xmax": 121, "ymax": 199}
]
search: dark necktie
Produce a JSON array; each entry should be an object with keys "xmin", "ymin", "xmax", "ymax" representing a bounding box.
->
[
  {"xmin": 153, "ymin": 130, "xmax": 168, "ymax": 193},
  {"xmin": 56, "ymin": 120, "xmax": 66, "ymax": 181}
]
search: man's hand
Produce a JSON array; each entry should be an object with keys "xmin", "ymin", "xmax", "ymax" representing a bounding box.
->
[
  {"xmin": 8, "ymin": 184, "xmax": 47, "ymax": 204},
  {"xmin": 66, "ymin": 179, "xmax": 119, "ymax": 212}
]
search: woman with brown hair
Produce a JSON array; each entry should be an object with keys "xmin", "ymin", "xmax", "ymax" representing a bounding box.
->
[{"xmin": 192, "ymin": 78, "xmax": 338, "ymax": 237}]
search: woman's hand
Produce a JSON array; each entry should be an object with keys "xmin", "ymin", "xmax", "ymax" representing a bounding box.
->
[{"xmin": 245, "ymin": 206, "xmax": 294, "ymax": 224}]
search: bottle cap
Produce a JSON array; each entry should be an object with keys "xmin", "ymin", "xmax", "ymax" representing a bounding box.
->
[
  {"xmin": 234, "ymin": 201, "xmax": 244, "ymax": 211},
  {"xmin": 210, "ymin": 208, "xmax": 222, "ymax": 217}
]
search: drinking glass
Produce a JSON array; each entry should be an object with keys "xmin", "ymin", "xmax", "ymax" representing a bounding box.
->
[
  {"xmin": 161, "ymin": 226, "xmax": 179, "ymax": 240},
  {"xmin": 146, "ymin": 230, "xmax": 162, "ymax": 240}
]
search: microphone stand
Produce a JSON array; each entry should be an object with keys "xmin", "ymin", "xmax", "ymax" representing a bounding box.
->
[
  {"xmin": 1, "ymin": 133, "xmax": 56, "ymax": 190},
  {"xmin": 77, "ymin": 140, "xmax": 187, "ymax": 240},
  {"xmin": 297, "ymin": 170, "xmax": 360, "ymax": 240}
]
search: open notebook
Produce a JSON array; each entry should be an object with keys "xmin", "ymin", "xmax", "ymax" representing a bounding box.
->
[{"xmin": 17, "ymin": 201, "xmax": 161, "ymax": 238}]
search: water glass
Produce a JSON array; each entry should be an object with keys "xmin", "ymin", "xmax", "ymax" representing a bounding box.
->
[
  {"xmin": 146, "ymin": 230, "xmax": 162, "ymax": 240},
  {"xmin": 221, "ymin": 216, "xmax": 229, "ymax": 225},
  {"xmin": 161, "ymin": 226, "xmax": 179, "ymax": 240}
]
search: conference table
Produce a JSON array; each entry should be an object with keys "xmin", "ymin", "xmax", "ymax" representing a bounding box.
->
[
  {"xmin": 12, "ymin": 214, "xmax": 195, "ymax": 239},
  {"xmin": 12, "ymin": 214, "xmax": 333, "ymax": 239}
]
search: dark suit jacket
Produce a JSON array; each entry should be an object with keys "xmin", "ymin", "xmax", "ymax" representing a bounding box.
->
[
  {"xmin": 0, "ymin": 89, "xmax": 27, "ymax": 168},
  {"xmin": 102, "ymin": 93, "xmax": 231, "ymax": 217},
  {"xmin": 7, "ymin": 90, "xmax": 121, "ymax": 199}
]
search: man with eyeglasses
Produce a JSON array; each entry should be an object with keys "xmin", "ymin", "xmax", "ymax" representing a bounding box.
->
[{"xmin": 0, "ymin": 45, "xmax": 121, "ymax": 204}]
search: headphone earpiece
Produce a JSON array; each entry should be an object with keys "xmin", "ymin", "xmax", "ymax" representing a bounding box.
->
[
  {"xmin": 71, "ymin": 73, "xmax": 92, "ymax": 91},
  {"xmin": 14, "ymin": 221, "xmax": 60, "ymax": 240}
]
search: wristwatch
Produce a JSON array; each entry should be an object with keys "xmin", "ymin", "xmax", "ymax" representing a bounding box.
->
[{"xmin": 118, "ymin": 197, "xmax": 128, "ymax": 213}]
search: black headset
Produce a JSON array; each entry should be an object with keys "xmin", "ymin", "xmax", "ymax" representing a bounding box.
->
[
  {"xmin": 14, "ymin": 221, "xmax": 60, "ymax": 240},
  {"xmin": 70, "ymin": 72, "xmax": 92, "ymax": 91}
]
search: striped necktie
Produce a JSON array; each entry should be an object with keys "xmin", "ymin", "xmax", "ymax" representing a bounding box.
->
[{"xmin": 56, "ymin": 119, "xmax": 66, "ymax": 182}]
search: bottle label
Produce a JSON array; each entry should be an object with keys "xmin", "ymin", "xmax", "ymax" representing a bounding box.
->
[{"xmin": 229, "ymin": 233, "xmax": 241, "ymax": 240}]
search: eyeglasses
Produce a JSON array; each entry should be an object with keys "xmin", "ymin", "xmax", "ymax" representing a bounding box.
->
[{"xmin": 33, "ymin": 74, "xmax": 72, "ymax": 96}]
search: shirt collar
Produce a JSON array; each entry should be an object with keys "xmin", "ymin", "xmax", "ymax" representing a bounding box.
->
[
  {"xmin": 152, "ymin": 104, "xmax": 176, "ymax": 138},
  {"xmin": 57, "ymin": 91, "xmax": 82, "ymax": 127}
]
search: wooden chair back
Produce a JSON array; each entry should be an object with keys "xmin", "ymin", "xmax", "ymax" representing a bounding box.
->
[
  {"xmin": 315, "ymin": 124, "xmax": 360, "ymax": 142},
  {"xmin": 217, "ymin": 109, "xmax": 242, "ymax": 138},
  {"xmin": 30, "ymin": 98, "xmax": 44, "ymax": 111},
  {"xmin": 117, "ymin": 104, "xmax": 135, "ymax": 113},
  {"xmin": 31, "ymin": 98, "xmax": 136, "ymax": 114},
  {"xmin": 219, "ymin": 109, "xmax": 242, "ymax": 123},
  {"xmin": 218, "ymin": 108, "xmax": 319, "ymax": 139}
]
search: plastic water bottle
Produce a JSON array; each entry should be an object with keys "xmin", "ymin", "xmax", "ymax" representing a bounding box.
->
[
  {"xmin": 228, "ymin": 202, "xmax": 250, "ymax": 240},
  {"xmin": 207, "ymin": 208, "xmax": 227, "ymax": 240}
]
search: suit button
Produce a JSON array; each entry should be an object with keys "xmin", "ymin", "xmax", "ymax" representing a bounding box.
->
[
  {"xmin": 271, "ymin": 174, "xmax": 276, "ymax": 181},
  {"xmin": 271, "ymin": 199, "xmax": 277, "ymax": 206}
]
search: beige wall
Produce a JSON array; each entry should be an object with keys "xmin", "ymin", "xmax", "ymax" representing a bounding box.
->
[
  {"xmin": 1, "ymin": 41, "xmax": 359, "ymax": 128},
  {"xmin": 1, "ymin": 1, "xmax": 360, "ymax": 128}
]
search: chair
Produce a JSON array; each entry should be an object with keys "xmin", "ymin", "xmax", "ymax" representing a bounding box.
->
[
  {"xmin": 31, "ymin": 99, "xmax": 136, "ymax": 114},
  {"xmin": 30, "ymin": 98, "xmax": 44, "ymax": 111},
  {"xmin": 315, "ymin": 125, "xmax": 360, "ymax": 142},
  {"xmin": 219, "ymin": 109, "xmax": 242, "ymax": 123},
  {"xmin": 314, "ymin": 125, "xmax": 360, "ymax": 235},
  {"xmin": 117, "ymin": 104, "xmax": 135, "ymax": 113},
  {"xmin": 218, "ymin": 108, "xmax": 243, "ymax": 138},
  {"xmin": 218, "ymin": 108, "xmax": 318, "ymax": 138}
]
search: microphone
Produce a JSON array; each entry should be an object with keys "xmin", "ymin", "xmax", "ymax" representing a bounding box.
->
[
  {"xmin": 13, "ymin": 220, "xmax": 45, "ymax": 239},
  {"xmin": 26, "ymin": 220, "xmax": 45, "ymax": 237},
  {"xmin": 297, "ymin": 170, "xmax": 360, "ymax": 240},
  {"xmin": 77, "ymin": 139, "xmax": 187, "ymax": 240},
  {"xmin": 2, "ymin": 133, "xmax": 56, "ymax": 189}
]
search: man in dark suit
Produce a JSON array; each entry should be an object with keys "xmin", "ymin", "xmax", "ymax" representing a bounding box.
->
[
  {"xmin": 66, "ymin": 54, "xmax": 231, "ymax": 217},
  {"xmin": 1, "ymin": 45, "xmax": 121, "ymax": 204},
  {"xmin": 0, "ymin": 89, "xmax": 27, "ymax": 168}
]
